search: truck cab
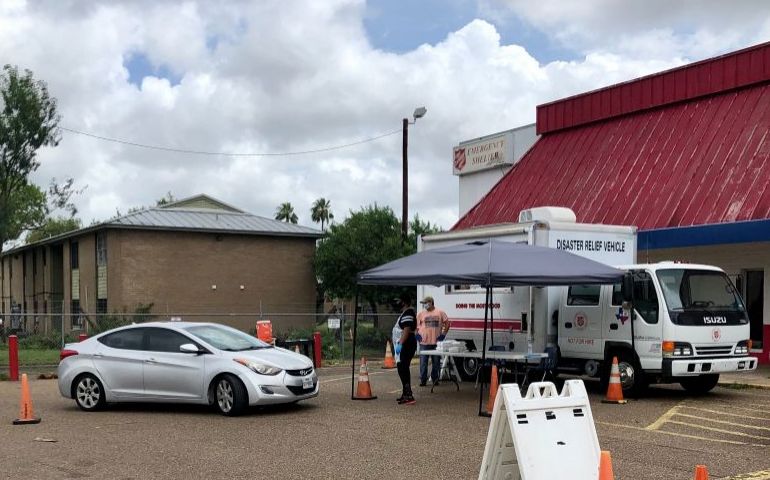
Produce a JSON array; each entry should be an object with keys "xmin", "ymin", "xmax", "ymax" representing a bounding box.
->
[{"xmin": 558, "ymin": 262, "xmax": 757, "ymax": 394}]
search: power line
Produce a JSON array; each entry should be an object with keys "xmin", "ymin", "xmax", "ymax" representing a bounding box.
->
[{"xmin": 60, "ymin": 126, "xmax": 401, "ymax": 157}]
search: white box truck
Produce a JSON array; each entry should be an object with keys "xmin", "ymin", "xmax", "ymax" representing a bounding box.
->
[{"xmin": 418, "ymin": 207, "xmax": 757, "ymax": 395}]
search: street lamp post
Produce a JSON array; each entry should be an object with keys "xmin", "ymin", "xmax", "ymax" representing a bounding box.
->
[{"xmin": 402, "ymin": 106, "xmax": 427, "ymax": 241}]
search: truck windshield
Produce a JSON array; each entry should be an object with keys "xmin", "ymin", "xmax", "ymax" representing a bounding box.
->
[{"xmin": 655, "ymin": 269, "xmax": 748, "ymax": 326}]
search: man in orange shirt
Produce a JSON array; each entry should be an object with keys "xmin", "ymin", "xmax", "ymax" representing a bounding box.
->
[{"xmin": 416, "ymin": 296, "xmax": 450, "ymax": 387}]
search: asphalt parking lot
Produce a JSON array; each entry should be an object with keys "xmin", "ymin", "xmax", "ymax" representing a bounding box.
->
[{"xmin": 2, "ymin": 366, "xmax": 770, "ymax": 480}]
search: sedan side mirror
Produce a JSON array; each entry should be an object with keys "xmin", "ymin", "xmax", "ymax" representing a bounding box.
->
[{"xmin": 180, "ymin": 343, "xmax": 201, "ymax": 354}]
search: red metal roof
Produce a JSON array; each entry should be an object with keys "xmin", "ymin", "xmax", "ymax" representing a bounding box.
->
[{"xmin": 454, "ymin": 42, "xmax": 770, "ymax": 232}]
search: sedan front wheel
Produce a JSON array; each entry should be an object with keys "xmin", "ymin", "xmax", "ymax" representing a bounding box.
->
[{"xmin": 214, "ymin": 374, "xmax": 248, "ymax": 416}]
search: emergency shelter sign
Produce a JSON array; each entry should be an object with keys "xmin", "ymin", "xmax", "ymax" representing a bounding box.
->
[{"xmin": 453, "ymin": 132, "xmax": 514, "ymax": 175}]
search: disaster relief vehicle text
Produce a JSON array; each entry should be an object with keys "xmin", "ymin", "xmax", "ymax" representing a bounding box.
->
[{"xmin": 418, "ymin": 207, "xmax": 757, "ymax": 394}]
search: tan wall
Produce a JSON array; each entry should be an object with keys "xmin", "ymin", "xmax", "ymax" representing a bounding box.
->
[
  {"xmin": 114, "ymin": 230, "xmax": 318, "ymax": 333},
  {"xmin": 77, "ymin": 233, "xmax": 97, "ymax": 315},
  {"xmin": 643, "ymin": 242, "xmax": 770, "ymax": 327}
]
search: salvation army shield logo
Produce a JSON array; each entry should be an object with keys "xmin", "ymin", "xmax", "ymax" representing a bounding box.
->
[
  {"xmin": 574, "ymin": 312, "xmax": 588, "ymax": 330},
  {"xmin": 453, "ymin": 147, "xmax": 466, "ymax": 172},
  {"xmin": 712, "ymin": 328, "xmax": 722, "ymax": 342}
]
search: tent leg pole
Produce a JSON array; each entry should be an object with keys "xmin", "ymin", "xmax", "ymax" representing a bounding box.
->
[
  {"xmin": 351, "ymin": 290, "xmax": 360, "ymax": 400},
  {"xmin": 479, "ymin": 286, "xmax": 491, "ymax": 417}
]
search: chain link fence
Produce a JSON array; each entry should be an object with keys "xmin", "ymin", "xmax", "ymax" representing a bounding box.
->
[{"xmin": 0, "ymin": 309, "xmax": 401, "ymax": 361}]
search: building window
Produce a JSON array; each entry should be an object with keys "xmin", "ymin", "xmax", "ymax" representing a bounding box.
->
[
  {"xmin": 96, "ymin": 299, "xmax": 107, "ymax": 314},
  {"xmin": 71, "ymin": 300, "xmax": 82, "ymax": 328},
  {"xmin": 32, "ymin": 251, "xmax": 37, "ymax": 275},
  {"xmin": 70, "ymin": 241, "xmax": 79, "ymax": 269}
]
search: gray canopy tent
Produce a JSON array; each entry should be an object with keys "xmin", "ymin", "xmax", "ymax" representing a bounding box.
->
[{"xmin": 352, "ymin": 239, "xmax": 627, "ymax": 415}]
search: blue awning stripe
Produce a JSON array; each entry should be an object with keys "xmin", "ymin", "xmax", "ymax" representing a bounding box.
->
[{"xmin": 639, "ymin": 219, "xmax": 770, "ymax": 250}]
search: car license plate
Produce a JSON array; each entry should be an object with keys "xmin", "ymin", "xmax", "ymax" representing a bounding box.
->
[{"xmin": 302, "ymin": 376, "xmax": 313, "ymax": 389}]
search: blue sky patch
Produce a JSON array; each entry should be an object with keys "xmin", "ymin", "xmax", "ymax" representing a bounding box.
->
[
  {"xmin": 363, "ymin": 0, "xmax": 578, "ymax": 63},
  {"xmin": 124, "ymin": 52, "xmax": 182, "ymax": 87}
]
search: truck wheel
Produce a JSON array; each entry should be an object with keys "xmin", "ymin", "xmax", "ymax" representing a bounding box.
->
[
  {"xmin": 680, "ymin": 374, "xmax": 720, "ymax": 395},
  {"xmin": 602, "ymin": 352, "xmax": 647, "ymax": 397},
  {"xmin": 457, "ymin": 357, "xmax": 479, "ymax": 381}
]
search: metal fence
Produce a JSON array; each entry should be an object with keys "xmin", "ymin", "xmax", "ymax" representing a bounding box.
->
[{"xmin": 0, "ymin": 310, "xmax": 401, "ymax": 350}]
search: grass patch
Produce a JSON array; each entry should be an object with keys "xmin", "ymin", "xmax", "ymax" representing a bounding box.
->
[
  {"xmin": 720, "ymin": 382, "xmax": 769, "ymax": 391},
  {"xmin": 0, "ymin": 348, "xmax": 60, "ymax": 366}
]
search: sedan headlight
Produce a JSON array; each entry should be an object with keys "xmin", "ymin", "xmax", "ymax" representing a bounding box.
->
[{"xmin": 234, "ymin": 358, "xmax": 282, "ymax": 376}]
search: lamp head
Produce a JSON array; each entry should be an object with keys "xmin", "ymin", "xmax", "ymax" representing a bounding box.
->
[{"xmin": 413, "ymin": 106, "xmax": 427, "ymax": 120}]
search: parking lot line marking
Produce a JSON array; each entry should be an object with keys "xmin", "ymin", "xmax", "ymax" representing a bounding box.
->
[
  {"xmin": 645, "ymin": 404, "xmax": 682, "ymax": 431},
  {"xmin": 673, "ymin": 412, "xmax": 770, "ymax": 432},
  {"xmin": 596, "ymin": 421, "xmax": 749, "ymax": 445},
  {"xmin": 690, "ymin": 401, "xmax": 770, "ymax": 415},
  {"xmin": 724, "ymin": 470, "xmax": 770, "ymax": 480},
  {"xmin": 666, "ymin": 420, "xmax": 770, "ymax": 441},
  {"xmin": 679, "ymin": 405, "xmax": 770, "ymax": 422}
]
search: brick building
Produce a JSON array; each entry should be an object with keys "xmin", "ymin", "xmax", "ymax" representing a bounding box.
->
[{"xmin": 0, "ymin": 194, "xmax": 322, "ymax": 335}]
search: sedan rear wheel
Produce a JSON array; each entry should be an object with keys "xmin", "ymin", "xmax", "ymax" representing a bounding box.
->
[
  {"xmin": 74, "ymin": 374, "xmax": 106, "ymax": 411},
  {"xmin": 215, "ymin": 374, "xmax": 248, "ymax": 416}
]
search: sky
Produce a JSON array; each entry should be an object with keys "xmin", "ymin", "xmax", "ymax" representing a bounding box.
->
[{"xmin": 2, "ymin": 0, "xmax": 769, "ymax": 235}]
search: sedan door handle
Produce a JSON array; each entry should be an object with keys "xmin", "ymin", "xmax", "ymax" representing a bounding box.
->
[
  {"xmin": 609, "ymin": 324, "xmax": 619, "ymax": 330},
  {"xmin": 93, "ymin": 353, "xmax": 103, "ymax": 358},
  {"xmin": 145, "ymin": 358, "xmax": 157, "ymax": 364}
]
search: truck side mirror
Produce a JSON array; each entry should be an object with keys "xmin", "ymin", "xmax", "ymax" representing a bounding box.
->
[{"xmin": 621, "ymin": 273, "xmax": 634, "ymax": 303}]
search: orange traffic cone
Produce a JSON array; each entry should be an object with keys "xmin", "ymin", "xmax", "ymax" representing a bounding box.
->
[
  {"xmin": 486, "ymin": 364, "xmax": 499, "ymax": 413},
  {"xmin": 598, "ymin": 451, "xmax": 615, "ymax": 480},
  {"xmin": 382, "ymin": 341, "xmax": 396, "ymax": 369},
  {"xmin": 353, "ymin": 357, "xmax": 377, "ymax": 400},
  {"xmin": 693, "ymin": 465, "xmax": 709, "ymax": 480},
  {"xmin": 13, "ymin": 373, "xmax": 41, "ymax": 425},
  {"xmin": 602, "ymin": 357, "xmax": 628, "ymax": 404}
]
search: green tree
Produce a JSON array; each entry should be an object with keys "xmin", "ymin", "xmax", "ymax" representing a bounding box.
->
[
  {"xmin": 310, "ymin": 197, "xmax": 334, "ymax": 231},
  {"xmin": 26, "ymin": 216, "xmax": 82, "ymax": 243},
  {"xmin": 120, "ymin": 192, "xmax": 178, "ymax": 216},
  {"xmin": 275, "ymin": 202, "xmax": 298, "ymax": 224},
  {"xmin": 0, "ymin": 65, "xmax": 76, "ymax": 254},
  {"xmin": 315, "ymin": 205, "xmax": 434, "ymax": 328}
]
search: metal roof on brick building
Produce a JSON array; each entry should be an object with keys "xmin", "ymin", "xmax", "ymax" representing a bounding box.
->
[
  {"xmin": 110, "ymin": 206, "xmax": 321, "ymax": 237},
  {"xmin": 454, "ymin": 41, "xmax": 770, "ymax": 232},
  {"xmin": 2, "ymin": 194, "xmax": 321, "ymax": 255}
]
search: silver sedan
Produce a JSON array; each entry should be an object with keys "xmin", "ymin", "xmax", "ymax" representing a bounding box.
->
[{"xmin": 57, "ymin": 322, "xmax": 318, "ymax": 416}]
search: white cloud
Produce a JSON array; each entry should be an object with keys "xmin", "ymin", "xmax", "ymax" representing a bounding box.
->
[{"xmin": 1, "ymin": 1, "xmax": 768, "ymax": 232}]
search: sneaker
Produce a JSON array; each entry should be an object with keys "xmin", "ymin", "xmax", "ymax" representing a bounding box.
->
[
  {"xmin": 396, "ymin": 395, "xmax": 405, "ymax": 403},
  {"xmin": 401, "ymin": 396, "xmax": 416, "ymax": 405}
]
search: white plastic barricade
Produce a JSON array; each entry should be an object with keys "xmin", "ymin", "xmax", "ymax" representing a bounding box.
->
[{"xmin": 478, "ymin": 380, "xmax": 600, "ymax": 480}]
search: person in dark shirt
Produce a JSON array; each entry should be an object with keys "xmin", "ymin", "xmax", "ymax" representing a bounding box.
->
[{"xmin": 394, "ymin": 293, "xmax": 417, "ymax": 405}]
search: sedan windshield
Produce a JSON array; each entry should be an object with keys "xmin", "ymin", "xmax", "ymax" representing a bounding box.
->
[
  {"xmin": 656, "ymin": 269, "xmax": 748, "ymax": 326},
  {"xmin": 183, "ymin": 324, "xmax": 272, "ymax": 351}
]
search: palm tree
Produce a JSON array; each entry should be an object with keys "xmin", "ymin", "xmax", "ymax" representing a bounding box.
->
[
  {"xmin": 310, "ymin": 198, "xmax": 334, "ymax": 231},
  {"xmin": 275, "ymin": 202, "xmax": 298, "ymax": 224}
]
